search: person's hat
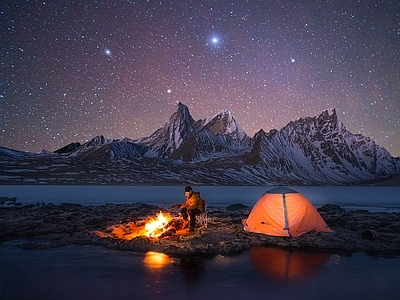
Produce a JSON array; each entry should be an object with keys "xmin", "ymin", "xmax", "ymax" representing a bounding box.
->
[{"xmin": 184, "ymin": 186, "xmax": 192, "ymax": 192}]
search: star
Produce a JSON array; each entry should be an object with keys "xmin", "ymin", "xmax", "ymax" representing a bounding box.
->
[
  {"xmin": 0, "ymin": 1, "xmax": 398, "ymax": 157},
  {"xmin": 207, "ymin": 34, "xmax": 222, "ymax": 49},
  {"xmin": 104, "ymin": 49, "xmax": 112, "ymax": 57}
]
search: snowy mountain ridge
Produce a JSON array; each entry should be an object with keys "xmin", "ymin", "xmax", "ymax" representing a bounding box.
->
[
  {"xmin": 241, "ymin": 108, "xmax": 399, "ymax": 184},
  {"xmin": 0, "ymin": 103, "xmax": 399, "ymax": 185},
  {"xmin": 202, "ymin": 107, "xmax": 247, "ymax": 140}
]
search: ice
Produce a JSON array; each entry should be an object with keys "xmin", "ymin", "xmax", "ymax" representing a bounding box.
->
[{"xmin": 0, "ymin": 185, "xmax": 399, "ymax": 212}]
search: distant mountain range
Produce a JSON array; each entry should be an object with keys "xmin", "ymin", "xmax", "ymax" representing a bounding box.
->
[{"xmin": 1, "ymin": 102, "xmax": 399, "ymax": 185}]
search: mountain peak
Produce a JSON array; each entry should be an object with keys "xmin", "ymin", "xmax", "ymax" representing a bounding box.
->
[
  {"xmin": 202, "ymin": 107, "xmax": 247, "ymax": 139},
  {"xmin": 86, "ymin": 135, "xmax": 114, "ymax": 146},
  {"xmin": 320, "ymin": 107, "xmax": 336, "ymax": 116},
  {"xmin": 171, "ymin": 102, "xmax": 194, "ymax": 124},
  {"xmin": 133, "ymin": 102, "xmax": 196, "ymax": 157},
  {"xmin": 316, "ymin": 108, "xmax": 337, "ymax": 120},
  {"xmin": 2, "ymin": 104, "xmax": 399, "ymax": 185}
]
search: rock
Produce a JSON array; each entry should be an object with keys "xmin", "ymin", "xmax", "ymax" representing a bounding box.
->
[
  {"xmin": 1, "ymin": 202, "xmax": 400, "ymax": 256},
  {"xmin": 0, "ymin": 196, "xmax": 17, "ymax": 205},
  {"xmin": 388, "ymin": 224, "xmax": 400, "ymax": 233},
  {"xmin": 226, "ymin": 203, "xmax": 249, "ymax": 211},
  {"xmin": 361, "ymin": 230, "xmax": 379, "ymax": 240},
  {"xmin": 318, "ymin": 204, "xmax": 345, "ymax": 212}
]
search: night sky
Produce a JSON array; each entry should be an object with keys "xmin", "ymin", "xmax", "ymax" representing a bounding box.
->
[{"xmin": 1, "ymin": 0, "xmax": 399, "ymax": 156}]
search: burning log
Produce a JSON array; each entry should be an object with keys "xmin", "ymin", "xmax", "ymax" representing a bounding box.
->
[
  {"xmin": 96, "ymin": 211, "xmax": 189, "ymax": 241},
  {"xmin": 158, "ymin": 228, "xmax": 177, "ymax": 239},
  {"xmin": 144, "ymin": 211, "xmax": 173, "ymax": 237}
]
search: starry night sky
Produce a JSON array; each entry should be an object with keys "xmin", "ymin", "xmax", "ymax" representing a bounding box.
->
[{"xmin": 1, "ymin": 0, "xmax": 399, "ymax": 156}]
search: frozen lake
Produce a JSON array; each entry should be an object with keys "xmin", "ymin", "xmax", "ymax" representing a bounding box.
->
[
  {"xmin": 1, "ymin": 185, "xmax": 400, "ymax": 212},
  {"xmin": 1, "ymin": 185, "xmax": 400, "ymax": 299},
  {"xmin": 1, "ymin": 243, "xmax": 400, "ymax": 300}
]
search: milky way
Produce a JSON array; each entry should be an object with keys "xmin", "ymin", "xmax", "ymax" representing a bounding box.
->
[{"xmin": 1, "ymin": 0, "xmax": 399, "ymax": 156}]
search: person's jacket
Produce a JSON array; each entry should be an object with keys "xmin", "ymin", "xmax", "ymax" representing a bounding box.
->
[{"xmin": 183, "ymin": 192, "xmax": 204, "ymax": 212}]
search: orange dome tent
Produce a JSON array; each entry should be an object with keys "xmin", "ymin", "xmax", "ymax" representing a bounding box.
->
[{"xmin": 243, "ymin": 187, "xmax": 332, "ymax": 237}]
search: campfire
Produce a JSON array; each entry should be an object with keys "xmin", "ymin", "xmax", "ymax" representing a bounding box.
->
[
  {"xmin": 144, "ymin": 211, "xmax": 173, "ymax": 237},
  {"xmin": 96, "ymin": 211, "xmax": 181, "ymax": 240}
]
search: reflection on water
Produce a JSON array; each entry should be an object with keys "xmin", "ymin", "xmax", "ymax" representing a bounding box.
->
[
  {"xmin": 143, "ymin": 251, "xmax": 206, "ymax": 285},
  {"xmin": 248, "ymin": 247, "xmax": 328, "ymax": 281},
  {"xmin": 179, "ymin": 256, "xmax": 205, "ymax": 285},
  {"xmin": 1, "ymin": 244, "xmax": 400, "ymax": 300},
  {"xmin": 143, "ymin": 251, "xmax": 173, "ymax": 269}
]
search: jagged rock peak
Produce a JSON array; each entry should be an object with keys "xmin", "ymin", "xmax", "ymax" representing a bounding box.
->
[
  {"xmin": 286, "ymin": 107, "xmax": 344, "ymax": 134},
  {"xmin": 203, "ymin": 107, "xmax": 247, "ymax": 139},
  {"xmin": 86, "ymin": 135, "xmax": 114, "ymax": 146},
  {"xmin": 315, "ymin": 108, "xmax": 347, "ymax": 132},
  {"xmin": 132, "ymin": 102, "xmax": 196, "ymax": 157},
  {"xmin": 164, "ymin": 102, "xmax": 195, "ymax": 133},
  {"xmin": 294, "ymin": 108, "xmax": 337, "ymax": 124},
  {"xmin": 54, "ymin": 142, "xmax": 81, "ymax": 154},
  {"xmin": 38, "ymin": 149, "xmax": 53, "ymax": 155},
  {"xmin": 320, "ymin": 107, "xmax": 336, "ymax": 117},
  {"xmin": 161, "ymin": 102, "xmax": 195, "ymax": 133},
  {"xmin": 316, "ymin": 108, "xmax": 338, "ymax": 121},
  {"xmin": 174, "ymin": 102, "xmax": 194, "ymax": 122}
]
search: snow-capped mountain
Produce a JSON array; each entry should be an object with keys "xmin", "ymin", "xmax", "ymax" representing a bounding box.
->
[
  {"xmin": 241, "ymin": 108, "xmax": 400, "ymax": 184},
  {"xmin": 166, "ymin": 105, "xmax": 253, "ymax": 161},
  {"xmin": 133, "ymin": 102, "xmax": 196, "ymax": 158},
  {"xmin": 201, "ymin": 107, "xmax": 249, "ymax": 140},
  {"xmin": 0, "ymin": 146, "xmax": 35, "ymax": 158},
  {"xmin": 131, "ymin": 103, "xmax": 252, "ymax": 161},
  {"xmin": 0, "ymin": 103, "xmax": 399, "ymax": 185},
  {"xmin": 60, "ymin": 103, "xmax": 252, "ymax": 162},
  {"xmin": 54, "ymin": 142, "xmax": 81, "ymax": 154},
  {"xmin": 66, "ymin": 136, "xmax": 149, "ymax": 160}
]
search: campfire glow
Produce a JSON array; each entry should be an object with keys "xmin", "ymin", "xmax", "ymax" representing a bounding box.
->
[
  {"xmin": 144, "ymin": 211, "xmax": 172, "ymax": 238},
  {"xmin": 95, "ymin": 211, "xmax": 175, "ymax": 240}
]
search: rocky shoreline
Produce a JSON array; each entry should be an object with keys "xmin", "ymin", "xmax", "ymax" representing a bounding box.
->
[{"xmin": 1, "ymin": 199, "xmax": 400, "ymax": 256}]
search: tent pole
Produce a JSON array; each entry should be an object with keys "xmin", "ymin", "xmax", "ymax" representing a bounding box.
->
[{"xmin": 282, "ymin": 193, "xmax": 290, "ymax": 236}]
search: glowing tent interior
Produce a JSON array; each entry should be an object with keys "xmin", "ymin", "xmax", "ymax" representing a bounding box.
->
[{"xmin": 243, "ymin": 187, "xmax": 333, "ymax": 237}]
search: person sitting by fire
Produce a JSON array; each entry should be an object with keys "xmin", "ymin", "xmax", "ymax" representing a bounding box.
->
[{"xmin": 174, "ymin": 186, "xmax": 204, "ymax": 232}]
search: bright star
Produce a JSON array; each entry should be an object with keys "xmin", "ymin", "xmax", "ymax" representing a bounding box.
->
[
  {"xmin": 167, "ymin": 89, "xmax": 172, "ymax": 94},
  {"xmin": 104, "ymin": 49, "xmax": 112, "ymax": 56},
  {"xmin": 206, "ymin": 33, "xmax": 223, "ymax": 50}
]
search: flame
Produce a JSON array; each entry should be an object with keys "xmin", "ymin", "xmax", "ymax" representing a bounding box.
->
[
  {"xmin": 144, "ymin": 211, "xmax": 172, "ymax": 238},
  {"xmin": 95, "ymin": 211, "xmax": 174, "ymax": 240},
  {"xmin": 106, "ymin": 221, "xmax": 144, "ymax": 240}
]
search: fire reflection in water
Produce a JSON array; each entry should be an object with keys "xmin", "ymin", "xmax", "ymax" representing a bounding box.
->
[{"xmin": 143, "ymin": 251, "xmax": 173, "ymax": 269}]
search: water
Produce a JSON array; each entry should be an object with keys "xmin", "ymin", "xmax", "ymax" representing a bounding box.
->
[
  {"xmin": 1, "ymin": 185, "xmax": 400, "ymax": 212},
  {"xmin": 1, "ymin": 185, "xmax": 400, "ymax": 299},
  {"xmin": 0, "ymin": 243, "xmax": 399, "ymax": 300}
]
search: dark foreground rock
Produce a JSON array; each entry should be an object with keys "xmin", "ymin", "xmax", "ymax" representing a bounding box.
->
[{"xmin": 1, "ymin": 202, "xmax": 400, "ymax": 256}]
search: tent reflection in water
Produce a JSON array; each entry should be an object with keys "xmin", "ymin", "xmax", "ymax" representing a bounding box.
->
[
  {"xmin": 248, "ymin": 247, "xmax": 329, "ymax": 280},
  {"xmin": 243, "ymin": 187, "xmax": 332, "ymax": 237}
]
